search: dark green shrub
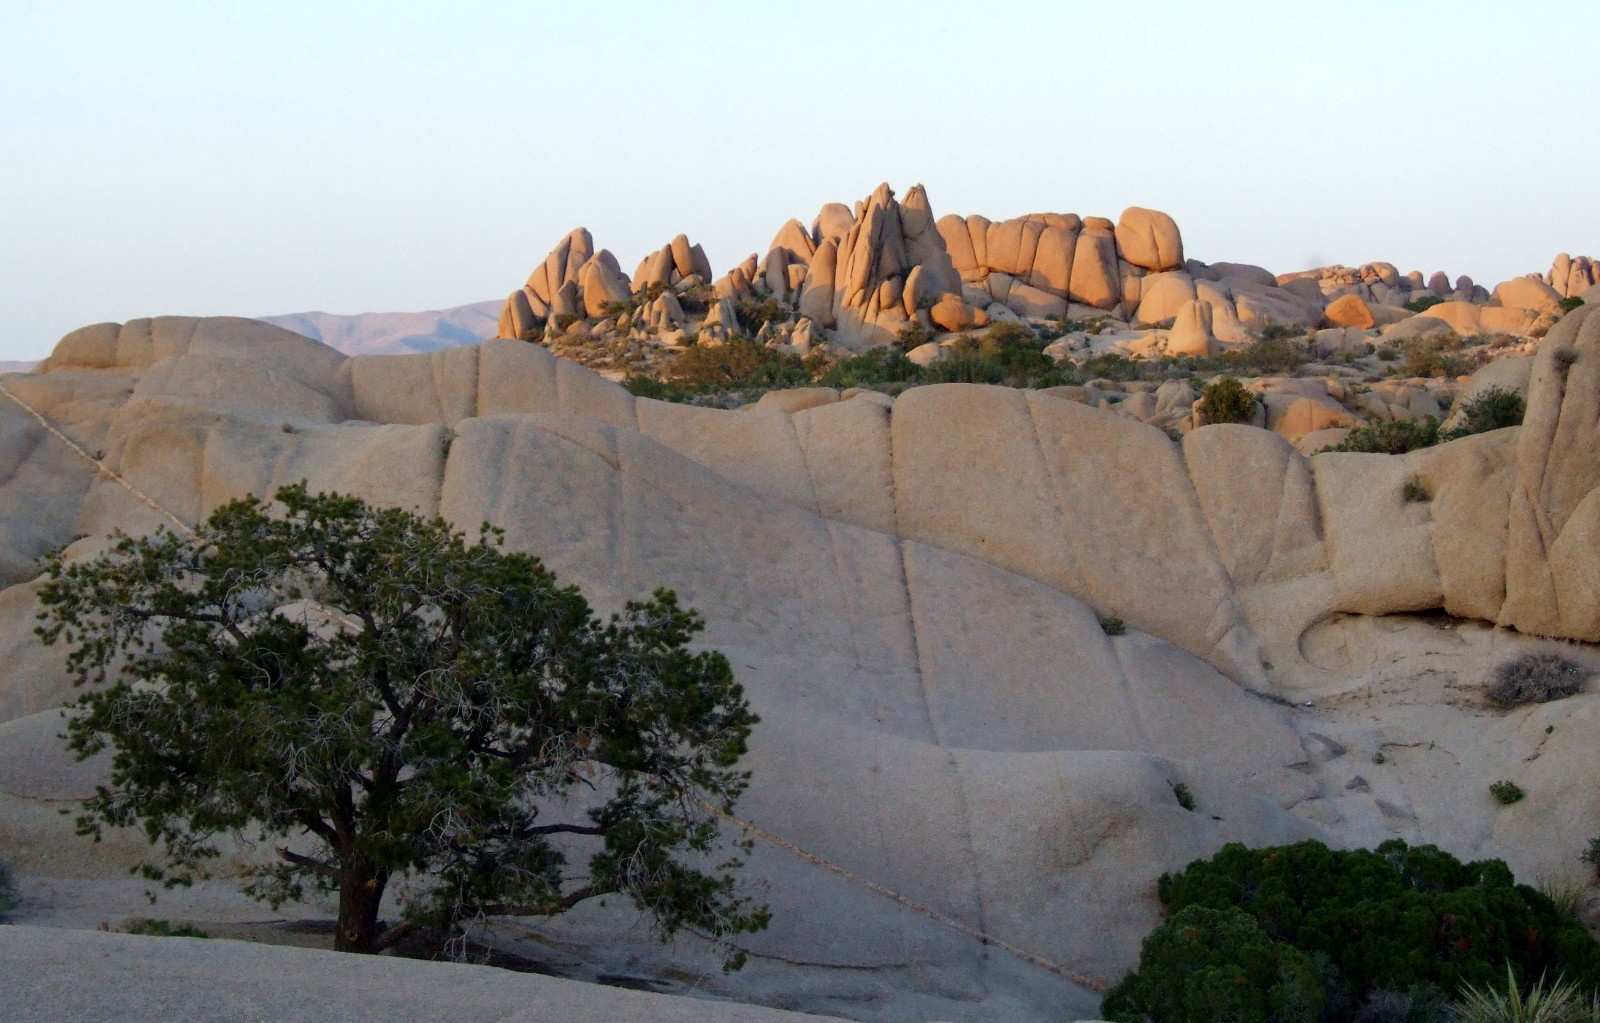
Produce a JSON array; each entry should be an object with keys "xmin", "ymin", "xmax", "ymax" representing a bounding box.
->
[
  {"xmin": 121, "ymin": 918, "xmax": 209, "ymax": 938},
  {"xmin": 1560, "ymin": 296, "xmax": 1585, "ymax": 313},
  {"xmin": 816, "ymin": 348, "xmax": 921, "ymax": 389},
  {"xmin": 1172, "ymin": 783, "xmax": 1196, "ymax": 811},
  {"xmin": 552, "ymin": 312, "xmax": 582, "ymax": 332},
  {"xmin": 666, "ymin": 338, "xmax": 807, "ymax": 391},
  {"xmin": 1117, "ymin": 839, "xmax": 1600, "ymax": 1022},
  {"xmin": 1403, "ymin": 480, "xmax": 1430, "ymax": 503},
  {"xmin": 734, "ymin": 297, "xmax": 785, "ymax": 332},
  {"xmin": 1198, "ymin": 377, "xmax": 1257, "ymax": 426},
  {"xmin": 1489, "ymin": 781, "xmax": 1525, "ymax": 805},
  {"xmin": 985, "ymin": 320, "xmax": 1036, "ymax": 346},
  {"xmin": 675, "ymin": 287, "xmax": 711, "ymax": 316},
  {"xmin": 896, "ymin": 322, "xmax": 933, "ymax": 349},
  {"xmin": 923, "ymin": 352, "xmax": 1008, "ymax": 385},
  {"xmin": 1404, "ymin": 295, "xmax": 1446, "ymax": 314},
  {"xmin": 1099, "ymin": 615, "xmax": 1126, "ymax": 636},
  {"xmin": 1215, "ymin": 336, "xmax": 1311, "ymax": 376},
  {"xmin": 1487, "ymin": 652, "xmax": 1589, "ymax": 707},
  {"xmin": 622, "ymin": 374, "xmax": 692, "ymax": 402},
  {"xmin": 1081, "ymin": 353, "xmax": 1143, "ymax": 382},
  {"xmin": 1101, "ymin": 905, "xmax": 1325, "ymax": 1023},
  {"xmin": 0, "ymin": 858, "xmax": 15, "ymax": 916},
  {"xmin": 1322, "ymin": 417, "xmax": 1441, "ymax": 455},
  {"xmin": 1401, "ymin": 335, "xmax": 1475, "ymax": 379},
  {"xmin": 1444, "ymin": 386, "xmax": 1524, "ymax": 439}
]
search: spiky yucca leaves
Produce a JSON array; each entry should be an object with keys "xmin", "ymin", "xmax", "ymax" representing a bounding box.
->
[{"xmin": 37, "ymin": 483, "xmax": 766, "ymax": 958}]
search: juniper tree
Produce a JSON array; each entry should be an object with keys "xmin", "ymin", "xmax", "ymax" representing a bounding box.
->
[{"xmin": 37, "ymin": 483, "xmax": 766, "ymax": 957}]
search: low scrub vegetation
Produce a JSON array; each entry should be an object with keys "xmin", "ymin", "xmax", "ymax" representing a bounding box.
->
[
  {"xmin": 1488, "ymin": 651, "xmax": 1590, "ymax": 707},
  {"xmin": 1103, "ymin": 840, "xmax": 1600, "ymax": 1023},
  {"xmin": 1196, "ymin": 376, "xmax": 1256, "ymax": 425},
  {"xmin": 1322, "ymin": 417, "xmax": 1442, "ymax": 454}
]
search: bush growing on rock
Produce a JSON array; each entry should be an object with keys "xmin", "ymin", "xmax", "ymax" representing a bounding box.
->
[
  {"xmin": 1101, "ymin": 905, "xmax": 1325, "ymax": 1023},
  {"xmin": 733, "ymin": 297, "xmax": 785, "ymax": 332},
  {"xmin": 667, "ymin": 337, "xmax": 807, "ymax": 391},
  {"xmin": 816, "ymin": 347, "xmax": 920, "ymax": 389},
  {"xmin": 1104, "ymin": 840, "xmax": 1600, "ymax": 1023},
  {"xmin": 37, "ymin": 485, "xmax": 768, "ymax": 959},
  {"xmin": 1197, "ymin": 376, "xmax": 1257, "ymax": 426},
  {"xmin": 1321, "ymin": 417, "xmax": 1442, "ymax": 455},
  {"xmin": 1487, "ymin": 652, "xmax": 1590, "ymax": 707},
  {"xmin": 0, "ymin": 858, "xmax": 15, "ymax": 916},
  {"xmin": 1445, "ymin": 386, "xmax": 1525, "ymax": 439}
]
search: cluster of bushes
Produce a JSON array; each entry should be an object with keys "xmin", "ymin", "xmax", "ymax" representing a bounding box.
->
[
  {"xmin": 1103, "ymin": 839, "xmax": 1600, "ymax": 1023},
  {"xmin": 620, "ymin": 322, "xmax": 1328, "ymax": 406},
  {"xmin": 1322, "ymin": 386, "xmax": 1525, "ymax": 455}
]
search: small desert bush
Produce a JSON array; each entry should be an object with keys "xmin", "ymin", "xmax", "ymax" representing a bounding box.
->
[
  {"xmin": 1401, "ymin": 334, "xmax": 1477, "ymax": 378},
  {"xmin": 733, "ymin": 296, "xmax": 785, "ymax": 332},
  {"xmin": 1213, "ymin": 334, "xmax": 1312, "ymax": 376},
  {"xmin": 1197, "ymin": 376, "xmax": 1257, "ymax": 426},
  {"xmin": 1405, "ymin": 295, "xmax": 1446, "ymax": 314},
  {"xmin": 816, "ymin": 348, "xmax": 920, "ymax": 390},
  {"xmin": 0, "ymin": 859, "xmax": 15, "ymax": 916},
  {"xmin": 1537, "ymin": 878, "xmax": 1586, "ymax": 921},
  {"xmin": 1490, "ymin": 780, "xmax": 1527, "ymax": 805},
  {"xmin": 1488, "ymin": 652, "xmax": 1590, "ymax": 708},
  {"xmin": 1323, "ymin": 417, "xmax": 1442, "ymax": 455},
  {"xmin": 1445, "ymin": 385, "xmax": 1525, "ymax": 439},
  {"xmin": 120, "ymin": 918, "xmax": 209, "ymax": 938},
  {"xmin": 1081, "ymin": 352, "xmax": 1143, "ymax": 382},
  {"xmin": 1560, "ymin": 296, "xmax": 1586, "ymax": 313},
  {"xmin": 666, "ymin": 337, "xmax": 807, "ymax": 391},
  {"xmin": 896, "ymin": 322, "xmax": 933, "ymax": 349},
  {"xmin": 922, "ymin": 352, "xmax": 1008, "ymax": 385},
  {"xmin": 1099, "ymin": 615, "xmax": 1126, "ymax": 636}
]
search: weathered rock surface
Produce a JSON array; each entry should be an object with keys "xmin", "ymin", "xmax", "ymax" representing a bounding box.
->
[{"xmin": 10, "ymin": 305, "xmax": 1600, "ymax": 1019}]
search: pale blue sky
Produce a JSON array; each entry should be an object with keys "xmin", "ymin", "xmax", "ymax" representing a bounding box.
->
[{"xmin": 2, "ymin": 1, "xmax": 1595, "ymax": 360}]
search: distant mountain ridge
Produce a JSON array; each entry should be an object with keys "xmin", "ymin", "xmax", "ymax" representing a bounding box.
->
[{"xmin": 259, "ymin": 300, "xmax": 501, "ymax": 357}]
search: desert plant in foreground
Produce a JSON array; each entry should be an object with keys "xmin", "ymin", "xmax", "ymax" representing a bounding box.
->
[
  {"xmin": 1197, "ymin": 376, "xmax": 1257, "ymax": 426},
  {"xmin": 1537, "ymin": 878, "xmax": 1587, "ymax": 921},
  {"xmin": 1455, "ymin": 964, "xmax": 1590, "ymax": 1023},
  {"xmin": 1489, "ymin": 652, "xmax": 1591, "ymax": 708},
  {"xmin": 37, "ymin": 484, "xmax": 767, "ymax": 959},
  {"xmin": 1104, "ymin": 839, "xmax": 1600, "ymax": 1023}
]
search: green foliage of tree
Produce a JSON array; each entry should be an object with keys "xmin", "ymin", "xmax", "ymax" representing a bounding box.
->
[
  {"xmin": 1102, "ymin": 905, "xmax": 1325, "ymax": 1023},
  {"xmin": 37, "ymin": 485, "xmax": 767, "ymax": 958},
  {"xmin": 1322, "ymin": 417, "xmax": 1442, "ymax": 455},
  {"xmin": 1111, "ymin": 839, "xmax": 1600, "ymax": 1023},
  {"xmin": 1197, "ymin": 376, "xmax": 1257, "ymax": 426}
]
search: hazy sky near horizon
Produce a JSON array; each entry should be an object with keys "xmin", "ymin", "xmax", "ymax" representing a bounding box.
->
[{"xmin": 2, "ymin": 2, "xmax": 1596, "ymax": 360}]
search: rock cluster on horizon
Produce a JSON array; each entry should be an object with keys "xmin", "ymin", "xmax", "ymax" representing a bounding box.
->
[{"xmin": 3, "ymin": 187, "xmax": 1600, "ymax": 1023}]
